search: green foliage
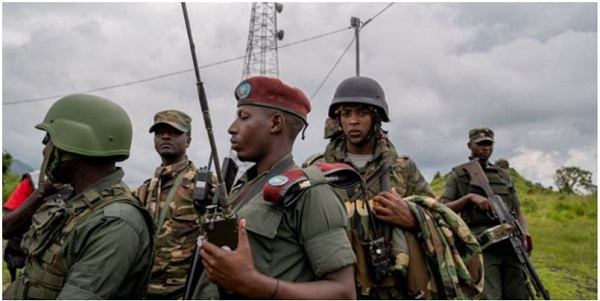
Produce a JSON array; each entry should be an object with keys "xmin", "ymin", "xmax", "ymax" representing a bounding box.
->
[
  {"xmin": 554, "ymin": 166, "xmax": 597, "ymax": 195},
  {"xmin": 3, "ymin": 151, "xmax": 13, "ymax": 175},
  {"xmin": 431, "ymin": 166, "xmax": 597, "ymax": 300}
]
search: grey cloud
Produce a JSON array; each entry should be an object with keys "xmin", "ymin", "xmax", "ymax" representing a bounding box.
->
[{"xmin": 3, "ymin": 2, "xmax": 596, "ymax": 189}]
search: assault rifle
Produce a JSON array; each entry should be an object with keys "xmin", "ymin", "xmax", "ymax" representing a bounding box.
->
[
  {"xmin": 181, "ymin": 2, "xmax": 238, "ymax": 299},
  {"xmin": 463, "ymin": 160, "xmax": 550, "ymax": 300}
]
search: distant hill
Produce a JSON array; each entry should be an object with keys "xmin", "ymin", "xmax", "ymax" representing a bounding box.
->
[
  {"xmin": 430, "ymin": 167, "xmax": 554, "ymax": 197},
  {"xmin": 430, "ymin": 166, "xmax": 597, "ymax": 300},
  {"xmin": 9, "ymin": 158, "xmax": 35, "ymax": 175}
]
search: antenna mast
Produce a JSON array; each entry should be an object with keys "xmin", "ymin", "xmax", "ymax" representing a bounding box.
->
[{"xmin": 242, "ymin": 2, "xmax": 284, "ymax": 79}]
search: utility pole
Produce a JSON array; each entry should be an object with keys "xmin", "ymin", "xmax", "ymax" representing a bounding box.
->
[
  {"xmin": 242, "ymin": 2, "xmax": 284, "ymax": 79},
  {"xmin": 350, "ymin": 16, "xmax": 361, "ymax": 76}
]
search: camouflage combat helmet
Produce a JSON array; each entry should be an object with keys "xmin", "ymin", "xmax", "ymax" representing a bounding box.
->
[
  {"xmin": 329, "ymin": 76, "xmax": 390, "ymax": 122},
  {"xmin": 35, "ymin": 93, "xmax": 132, "ymax": 161}
]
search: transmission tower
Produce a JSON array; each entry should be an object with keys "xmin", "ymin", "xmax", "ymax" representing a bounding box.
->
[{"xmin": 242, "ymin": 2, "xmax": 284, "ymax": 79}]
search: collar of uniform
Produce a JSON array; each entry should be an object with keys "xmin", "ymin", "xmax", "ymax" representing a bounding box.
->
[
  {"xmin": 66, "ymin": 168, "xmax": 125, "ymax": 207},
  {"xmin": 238, "ymin": 153, "xmax": 295, "ymax": 184},
  {"xmin": 324, "ymin": 134, "xmax": 398, "ymax": 165},
  {"xmin": 160, "ymin": 157, "xmax": 190, "ymax": 179}
]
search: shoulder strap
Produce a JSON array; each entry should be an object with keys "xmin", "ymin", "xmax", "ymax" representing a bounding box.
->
[
  {"xmin": 350, "ymin": 161, "xmax": 393, "ymax": 202},
  {"xmin": 156, "ymin": 169, "xmax": 187, "ymax": 231},
  {"xmin": 231, "ymin": 157, "xmax": 295, "ymax": 209}
]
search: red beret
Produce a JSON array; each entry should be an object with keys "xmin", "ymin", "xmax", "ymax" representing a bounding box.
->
[{"xmin": 234, "ymin": 76, "xmax": 311, "ymax": 124}]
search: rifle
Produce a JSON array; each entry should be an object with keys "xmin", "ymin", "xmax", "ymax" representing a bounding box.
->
[
  {"xmin": 462, "ymin": 160, "xmax": 551, "ymax": 300},
  {"xmin": 181, "ymin": 2, "xmax": 238, "ymax": 299}
]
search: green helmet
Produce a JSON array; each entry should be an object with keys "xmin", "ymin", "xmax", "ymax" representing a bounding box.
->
[
  {"xmin": 35, "ymin": 94, "xmax": 132, "ymax": 161},
  {"xmin": 329, "ymin": 76, "xmax": 390, "ymax": 122}
]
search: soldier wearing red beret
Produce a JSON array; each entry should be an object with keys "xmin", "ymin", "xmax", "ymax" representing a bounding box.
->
[{"xmin": 193, "ymin": 76, "xmax": 356, "ymax": 299}]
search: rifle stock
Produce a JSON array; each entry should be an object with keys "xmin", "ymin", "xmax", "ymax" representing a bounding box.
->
[{"xmin": 463, "ymin": 160, "xmax": 551, "ymax": 300}]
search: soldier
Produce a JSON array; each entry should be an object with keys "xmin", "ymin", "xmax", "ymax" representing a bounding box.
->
[
  {"xmin": 304, "ymin": 76, "xmax": 483, "ymax": 299},
  {"xmin": 440, "ymin": 127, "xmax": 531, "ymax": 299},
  {"xmin": 136, "ymin": 110, "xmax": 202, "ymax": 299},
  {"xmin": 2, "ymin": 171, "xmax": 72, "ymax": 283},
  {"xmin": 193, "ymin": 76, "xmax": 356, "ymax": 299},
  {"xmin": 4, "ymin": 94, "xmax": 154, "ymax": 299}
]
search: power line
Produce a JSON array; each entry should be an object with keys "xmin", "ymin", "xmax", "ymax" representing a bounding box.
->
[
  {"xmin": 310, "ymin": 37, "xmax": 355, "ymax": 100},
  {"xmin": 362, "ymin": 3, "xmax": 395, "ymax": 28},
  {"xmin": 4, "ymin": 26, "xmax": 351, "ymax": 106},
  {"xmin": 309, "ymin": 2, "xmax": 396, "ymax": 100}
]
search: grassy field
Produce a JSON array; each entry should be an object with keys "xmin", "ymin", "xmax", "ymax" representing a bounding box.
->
[
  {"xmin": 2, "ymin": 169, "xmax": 597, "ymax": 299},
  {"xmin": 431, "ymin": 169, "xmax": 598, "ymax": 300}
]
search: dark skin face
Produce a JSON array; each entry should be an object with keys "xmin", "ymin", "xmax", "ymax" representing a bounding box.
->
[
  {"xmin": 153, "ymin": 124, "xmax": 191, "ymax": 165},
  {"xmin": 339, "ymin": 104, "xmax": 376, "ymax": 155},
  {"xmin": 468, "ymin": 140, "xmax": 494, "ymax": 162},
  {"xmin": 228, "ymin": 106, "xmax": 274, "ymax": 164}
]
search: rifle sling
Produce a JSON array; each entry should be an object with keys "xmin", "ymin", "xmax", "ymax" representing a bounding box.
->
[
  {"xmin": 155, "ymin": 169, "xmax": 187, "ymax": 231},
  {"xmin": 462, "ymin": 160, "xmax": 495, "ymax": 198}
]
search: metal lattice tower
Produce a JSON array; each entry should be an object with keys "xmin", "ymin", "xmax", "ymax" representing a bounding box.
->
[{"xmin": 242, "ymin": 2, "xmax": 284, "ymax": 79}]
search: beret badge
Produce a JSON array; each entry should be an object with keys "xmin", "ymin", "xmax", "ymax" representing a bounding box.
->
[{"xmin": 236, "ymin": 82, "xmax": 251, "ymax": 100}]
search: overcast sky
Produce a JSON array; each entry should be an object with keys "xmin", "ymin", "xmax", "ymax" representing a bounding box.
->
[{"xmin": 2, "ymin": 2, "xmax": 597, "ymax": 191}]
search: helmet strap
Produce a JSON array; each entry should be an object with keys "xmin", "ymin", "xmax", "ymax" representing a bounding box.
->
[
  {"xmin": 38, "ymin": 140, "xmax": 56, "ymax": 194},
  {"xmin": 301, "ymin": 122, "xmax": 308, "ymax": 140}
]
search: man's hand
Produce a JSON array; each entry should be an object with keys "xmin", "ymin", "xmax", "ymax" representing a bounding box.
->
[
  {"xmin": 372, "ymin": 188, "xmax": 416, "ymax": 230},
  {"xmin": 200, "ymin": 219, "xmax": 259, "ymax": 296},
  {"xmin": 470, "ymin": 193, "xmax": 492, "ymax": 211}
]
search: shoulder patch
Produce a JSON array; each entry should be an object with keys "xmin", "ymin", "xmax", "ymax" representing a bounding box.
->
[
  {"xmin": 263, "ymin": 163, "xmax": 360, "ymax": 207},
  {"xmin": 268, "ymin": 175, "xmax": 289, "ymax": 187}
]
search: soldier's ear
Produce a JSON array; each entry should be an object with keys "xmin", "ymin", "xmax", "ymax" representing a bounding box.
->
[
  {"xmin": 270, "ymin": 113, "xmax": 284, "ymax": 134},
  {"xmin": 186, "ymin": 134, "xmax": 191, "ymax": 147}
]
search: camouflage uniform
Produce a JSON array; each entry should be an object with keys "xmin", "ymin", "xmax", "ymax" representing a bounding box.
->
[
  {"xmin": 137, "ymin": 159, "xmax": 199, "ymax": 299},
  {"xmin": 138, "ymin": 109, "xmax": 202, "ymax": 299},
  {"xmin": 306, "ymin": 132, "xmax": 434, "ymax": 298},
  {"xmin": 307, "ymin": 75, "xmax": 484, "ymax": 298}
]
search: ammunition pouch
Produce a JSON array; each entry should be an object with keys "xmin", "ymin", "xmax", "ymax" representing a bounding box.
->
[
  {"xmin": 477, "ymin": 223, "xmax": 513, "ymax": 250},
  {"xmin": 21, "ymin": 201, "xmax": 67, "ymax": 257}
]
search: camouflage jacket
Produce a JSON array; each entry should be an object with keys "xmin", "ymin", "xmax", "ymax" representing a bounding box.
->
[
  {"xmin": 137, "ymin": 158, "xmax": 199, "ymax": 299},
  {"xmin": 304, "ymin": 133, "xmax": 436, "ymax": 298},
  {"xmin": 317, "ymin": 133, "xmax": 435, "ymax": 199},
  {"xmin": 305, "ymin": 134, "xmax": 482, "ymax": 299}
]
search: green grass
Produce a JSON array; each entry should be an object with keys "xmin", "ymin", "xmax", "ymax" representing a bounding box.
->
[{"xmin": 431, "ymin": 168, "xmax": 598, "ymax": 300}]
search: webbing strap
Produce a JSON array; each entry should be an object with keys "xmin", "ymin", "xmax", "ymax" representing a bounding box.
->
[
  {"xmin": 302, "ymin": 165, "xmax": 328, "ymax": 186},
  {"xmin": 26, "ymin": 264, "xmax": 64, "ymax": 288},
  {"xmin": 26, "ymin": 284, "xmax": 60, "ymax": 299},
  {"xmin": 156, "ymin": 169, "xmax": 187, "ymax": 231}
]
